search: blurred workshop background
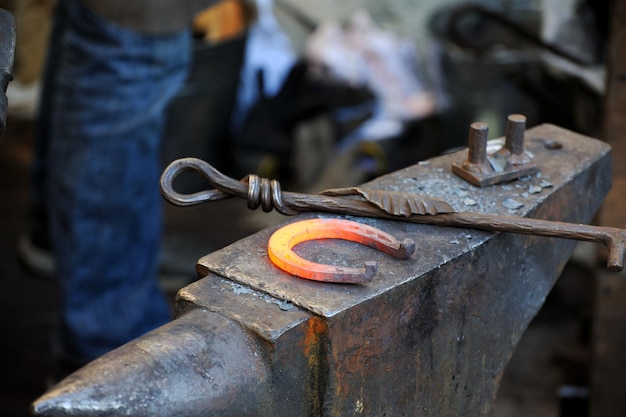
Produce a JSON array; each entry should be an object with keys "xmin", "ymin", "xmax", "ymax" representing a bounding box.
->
[{"xmin": 0, "ymin": 0, "xmax": 616, "ymax": 416}]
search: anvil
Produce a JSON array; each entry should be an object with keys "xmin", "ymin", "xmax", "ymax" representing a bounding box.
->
[{"xmin": 33, "ymin": 124, "xmax": 611, "ymax": 416}]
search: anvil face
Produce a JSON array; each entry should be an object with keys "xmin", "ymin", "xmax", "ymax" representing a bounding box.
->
[{"xmin": 34, "ymin": 124, "xmax": 611, "ymax": 416}]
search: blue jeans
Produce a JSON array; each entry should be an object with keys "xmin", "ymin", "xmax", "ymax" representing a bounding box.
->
[{"xmin": 37, "ymin": 0, "xmax": 191, "ymax": 364}]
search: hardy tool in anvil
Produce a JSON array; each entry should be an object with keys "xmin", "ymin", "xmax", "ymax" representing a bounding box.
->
[{"xmin": 34, "ymin": 123, "xmax": 613, "ymax": 416}]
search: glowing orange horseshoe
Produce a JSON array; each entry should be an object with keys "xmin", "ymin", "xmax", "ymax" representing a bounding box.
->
[{"xmin": 267, "ymin": 218, "xmax": 415, "ymax": 283}]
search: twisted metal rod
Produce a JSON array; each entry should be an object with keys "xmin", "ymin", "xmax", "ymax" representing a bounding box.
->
[{"xmin": 160, "ymin": 157, "xmax": 626, "ymax": 271}]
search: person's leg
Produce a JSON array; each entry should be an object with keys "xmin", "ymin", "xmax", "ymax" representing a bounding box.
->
[{"xmin": 45, "ymin": 0, "xmax": 191, "ymax": 365}]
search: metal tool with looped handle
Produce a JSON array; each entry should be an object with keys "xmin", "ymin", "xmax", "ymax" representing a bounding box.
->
[{"xmin": 161, "ymin": 157, "xmax": 626, "ymax": 272}]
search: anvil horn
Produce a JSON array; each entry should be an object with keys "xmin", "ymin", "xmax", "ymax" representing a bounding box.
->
[{"xmin": 32, "ymin": 309, "xmax": 269, "ymax": 417}]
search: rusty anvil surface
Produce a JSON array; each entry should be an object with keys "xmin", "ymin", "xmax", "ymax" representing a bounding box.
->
[{"xmin": 33, "ymin": 124, "xmax": 611, "ymax": 417}]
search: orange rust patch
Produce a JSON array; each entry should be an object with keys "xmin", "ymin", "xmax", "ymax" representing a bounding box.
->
[{"xmin": 304, "ymin": 316, "xmax": 328, "ymax": 358}]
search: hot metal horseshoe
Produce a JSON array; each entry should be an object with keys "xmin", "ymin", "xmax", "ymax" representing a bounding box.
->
[{"xmin": 267, "ymin": 218, "xmax": 415, "ymax": 284}]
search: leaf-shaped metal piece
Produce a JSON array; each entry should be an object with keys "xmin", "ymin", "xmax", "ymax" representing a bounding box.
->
[{"xmin": 320, "ymin": 187, "xmax": 455, "ymax": 216}]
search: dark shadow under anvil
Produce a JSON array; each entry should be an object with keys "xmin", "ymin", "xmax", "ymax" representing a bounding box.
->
[{"xmin": 33, "ymin": 124, "xmax": 611, "ymax": 417}]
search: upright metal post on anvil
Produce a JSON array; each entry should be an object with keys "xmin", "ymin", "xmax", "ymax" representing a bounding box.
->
[{"xmin": 33, "ymin": 122, "xmax": 613, "ymax": 416}]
